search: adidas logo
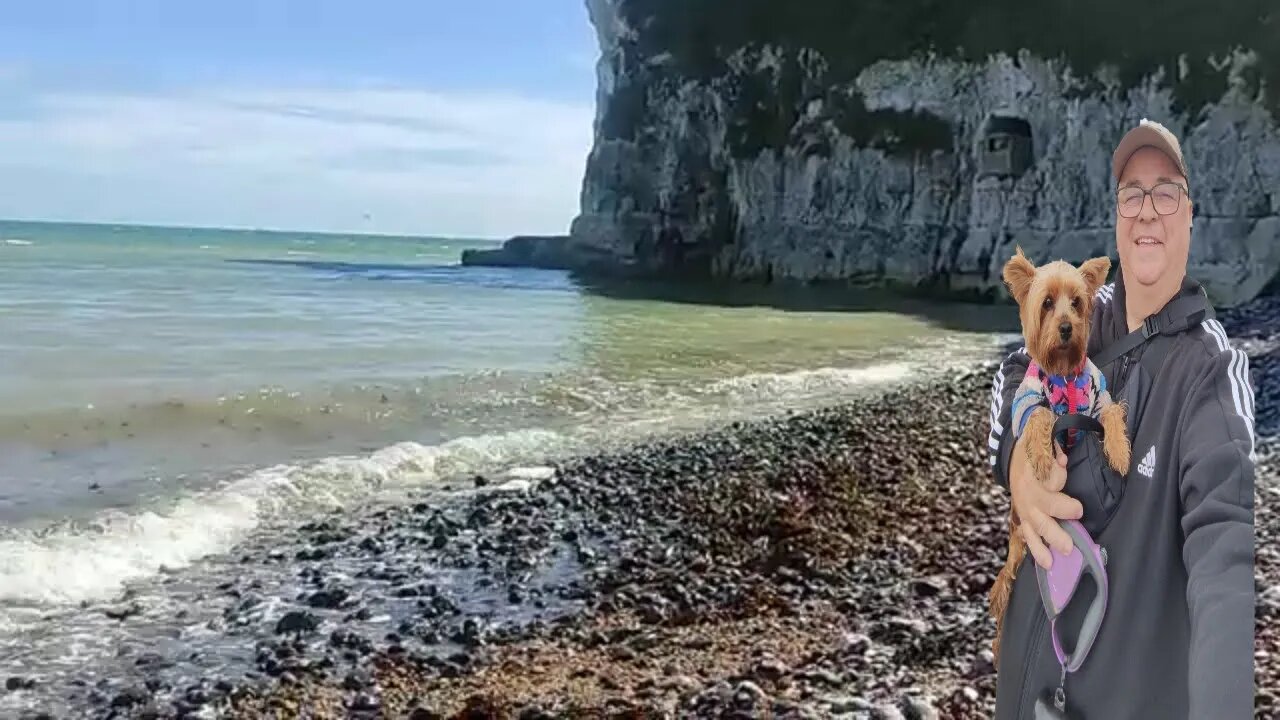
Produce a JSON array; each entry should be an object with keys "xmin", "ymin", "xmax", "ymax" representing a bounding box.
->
[{"xmin": 1137, "ymin": 445, "xmax": 1156, "ymax": 478}]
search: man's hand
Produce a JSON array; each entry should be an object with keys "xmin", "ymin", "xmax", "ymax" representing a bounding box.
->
[{"xmin": 1009, "ymin": 433, "xmax": 1084, "ymax": 568}]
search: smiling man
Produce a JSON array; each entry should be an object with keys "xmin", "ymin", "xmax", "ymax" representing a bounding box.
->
[
  {"xmin": 1111, "ymin": 121, "xmax": 1199, "ymax": 330},
  {"xmin": 987, "ymin": 119, "xmax": 1257, "ymax": 718}
]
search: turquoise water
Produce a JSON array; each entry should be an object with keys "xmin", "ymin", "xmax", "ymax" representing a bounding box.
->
[{"xmin": 0, "ymin": 219, "xmax": 1014, "ymax": 687}]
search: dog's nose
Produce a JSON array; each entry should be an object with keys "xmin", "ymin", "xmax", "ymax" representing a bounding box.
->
[{"xmin": 1059, "ymin": 322, "xmax": 1072, "ymax": 340}]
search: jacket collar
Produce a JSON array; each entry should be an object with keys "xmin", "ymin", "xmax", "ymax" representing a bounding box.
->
[{"xmin": 1105, "ymin": 265, "xmax": 1202, "ymax": 343}]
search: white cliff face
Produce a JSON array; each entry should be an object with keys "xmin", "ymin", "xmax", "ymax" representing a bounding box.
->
[{"xmin": 570, "ymin": 0, "xmax": 1280, "ymax": 306}]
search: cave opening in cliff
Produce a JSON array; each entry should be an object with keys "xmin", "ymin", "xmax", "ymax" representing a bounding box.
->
[{"xmin": 977, "ymin": 114, "xmax": 1033, "ymax": 180}]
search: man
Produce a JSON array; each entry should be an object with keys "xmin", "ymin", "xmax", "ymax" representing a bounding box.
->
[{"xmin": 987, "ymin": 119, "xmax": 1256, "ymax": 718}]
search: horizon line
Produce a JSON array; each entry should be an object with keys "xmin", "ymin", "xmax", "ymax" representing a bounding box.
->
[{"xmin": 0, "ymin": 216, "xmax": 526, "ymax": 242}]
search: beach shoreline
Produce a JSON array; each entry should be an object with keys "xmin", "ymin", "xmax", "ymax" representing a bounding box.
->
[{"xmin": 5, "ymin": 295, "xmax": 1277, "ymax": 720}]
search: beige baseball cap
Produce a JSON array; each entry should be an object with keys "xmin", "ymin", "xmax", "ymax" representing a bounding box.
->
[{"xmin": 1112, "ymin": 118, "xmax": 1189, "ymax": 186}]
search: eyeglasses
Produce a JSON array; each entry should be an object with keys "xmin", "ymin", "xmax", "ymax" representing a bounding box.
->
[{"xmin": 1116, "ymin": 182, "xmax": 1187, "ymax": 218}]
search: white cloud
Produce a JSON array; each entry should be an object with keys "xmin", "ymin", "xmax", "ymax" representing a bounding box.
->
[{"xmin": 0, "ymin": 83, "xmax": 595, "ymax": 238}]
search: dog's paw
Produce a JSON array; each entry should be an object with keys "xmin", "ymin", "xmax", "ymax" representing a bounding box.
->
[
  {"xmin": 1029, "ymin": 446, "xmax": 1055, "ymax": 484},
  {"xmin": 1023, "ymin": 407, "xmax": 1057, "ymax": 483},
  {"xmin": 1105, "ymin": 435, "xmax": 1131, "ymax": 475},
  {"xmin": 1100, "ymin": 404, "xmax": 1131, "ymax": 474}
]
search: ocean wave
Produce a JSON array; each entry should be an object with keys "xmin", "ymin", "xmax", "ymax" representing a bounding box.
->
[
  {"xmin": 0, "ymin": 360, "xmax": 925, "ymax": 451},
  {"xmin": 707, "ymin": 362, "xmax": 914, "ymax": 398},
  {"xmin": 0, "ymin": 358, "xmax": 954, "ymax": 612},
  {"xmin": 3, "ymin": 239, "xmax": 33, "ymax": 246},
  {"xmin": 0, "ymin": 428, "xmax": 563, "ymax": 608},
  {"xmin": 0, "ymin": 374, "xmax": 546, "ymax": 448}
]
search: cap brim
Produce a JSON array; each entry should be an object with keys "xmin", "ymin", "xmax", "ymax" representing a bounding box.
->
[{"xmin": 1112, "ymin": 126, "xmax": 1189, "ymax": 184}]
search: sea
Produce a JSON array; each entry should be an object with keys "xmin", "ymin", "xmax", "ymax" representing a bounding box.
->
[{"xmin": 0, "ymin": 219, "xmax": 1019, "ymax": 710}]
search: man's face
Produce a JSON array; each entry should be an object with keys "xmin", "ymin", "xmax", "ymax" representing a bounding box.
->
[{"xmin": 1115, "ymin": 146, "xmax": 1193, "ymax": 288}]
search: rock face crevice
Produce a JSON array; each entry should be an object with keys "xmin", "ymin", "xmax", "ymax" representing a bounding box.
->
[{"xmin": 564, "ymin": 0, "xmax": 1280, "ymax": 307}]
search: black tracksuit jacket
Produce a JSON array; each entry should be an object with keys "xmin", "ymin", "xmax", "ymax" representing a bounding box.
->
[{"xmin": 987, "ymin": 270, "xmax": 1256, "ymax": 719}]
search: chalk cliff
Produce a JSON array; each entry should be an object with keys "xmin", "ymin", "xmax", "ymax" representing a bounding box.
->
[{"xmin": 559, "ymin": 0, "xmax": 1280, "ymax": 306}]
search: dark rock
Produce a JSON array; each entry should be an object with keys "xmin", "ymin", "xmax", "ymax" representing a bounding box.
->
[
  {"xmin": 5, "ymin": 676, "xmax": 35, "ymax": 691},
  {"xmin": 460, "ymin": 235, "xmax": 581, "ymax": 271},
  {"xmin": 134, "ymin": 652, "xmax": 173, "ymax": 670},
  {"xmin": 112, "ymin": 686, "xmax": 149, "ymax": 708},
  {"xmin": 395, "ymin": 583, "xmax": 427, "ymax": 598},
  {"xmin": 307, "ymin": 588, "xmax": 350, "ymax": 609},
  {"xmin": 451, "ymin": 618, "xmax": 486, "ymax": 647},
  {"xmin": 184, "ymin": 684, "xmax": 210, "ymax": 706},
  {"xmin": 274, "ymin": 610, "xmax": 320, "ymax": 636},
  {"xmin": 104, "ymin": 602, "xmax": 143, "ymax": 621},
  {"xmin": 911, "ymin": 576, "xmax": 946, "ymax": 597},
  {"xmin": 827, "ymin": 695, "xmax": 873, "ymax": 713},
  {"xmin": 609, "ymin": 645, "xmax": 637, "ymax": 661},
  {"xmin": 747, "ymin": 653, "xmax": 788, "ymax": 681},
  {"xmin": 840, "ymin": 632, "xmax": 873, "ymax": 656},
  {"xmin": 733, "ymin": 679, "xmax": 768, "ymax": 707},
  {"xmin": 296, "ymin": 547, "xmax": 331, "ymax": 561}
]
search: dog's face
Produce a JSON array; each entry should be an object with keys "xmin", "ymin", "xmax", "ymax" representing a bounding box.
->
[{"xmin": 1003, "ymin": 247, "xmax": 1110, "ymax": 377}]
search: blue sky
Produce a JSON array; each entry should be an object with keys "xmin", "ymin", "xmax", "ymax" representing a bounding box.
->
[{"xmin": 0, "ymin": 1, "xmax": 600, "ymax": 237}]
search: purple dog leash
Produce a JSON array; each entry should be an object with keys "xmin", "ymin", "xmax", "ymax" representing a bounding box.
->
[{"xmin": 1033, "ymin": 518, "xmax": 1109, "ymax": 718}]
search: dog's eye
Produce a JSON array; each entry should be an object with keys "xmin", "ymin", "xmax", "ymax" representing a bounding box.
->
[
  {"xmin": 1042, "ymin": 296, "xmax": 1053, "ymax": 310},
  {"xmin": 1071, "ymin": 296, "xmax": 1080, "ymax": 309}
]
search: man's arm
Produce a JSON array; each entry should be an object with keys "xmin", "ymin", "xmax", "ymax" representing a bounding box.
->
[
  {"xmin": 988, "ymin": 344, "xmax": 1030, "ymax": 490},
  {"xmin": 1179, "ymin": 345, "xmax": 1256, "ymax": 719}
]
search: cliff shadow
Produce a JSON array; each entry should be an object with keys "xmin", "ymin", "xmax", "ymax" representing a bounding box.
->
[{"xmin": 571, "ymin": 275, "xmax": 1024, "ymax": 335}]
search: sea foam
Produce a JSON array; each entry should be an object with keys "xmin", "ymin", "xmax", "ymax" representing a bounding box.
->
[{"xmin": 0, "ymin": 429, "xmax": 562, "ymax": 608}]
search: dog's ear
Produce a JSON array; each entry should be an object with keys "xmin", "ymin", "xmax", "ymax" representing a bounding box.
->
[
  {"xmin": 1078, "ymin": 256, "xmax": 1111, "ymax": 296},
  {"xmin": 1002, "ymin": 246, "xmax": 1036, "ymax": 306}
]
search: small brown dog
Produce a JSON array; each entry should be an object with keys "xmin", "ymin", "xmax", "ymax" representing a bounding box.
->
[{"xmin": 988, "ymin": 246, "xmax": 1132, "ymax": 664}]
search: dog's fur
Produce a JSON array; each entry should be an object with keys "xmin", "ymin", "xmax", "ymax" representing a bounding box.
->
[{"xmin": 988, "ymin": 246, "xmax": 1132, "ymax": 664}]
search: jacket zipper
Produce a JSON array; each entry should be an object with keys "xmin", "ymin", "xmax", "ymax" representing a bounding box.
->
[
  {"xmin": 1120, "ymin": 354, "xmax": 1131, "ymax": 383},
  {"xmin": 1015, "ymin": 609, "xmax": 1050, "ymax": 720}
]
